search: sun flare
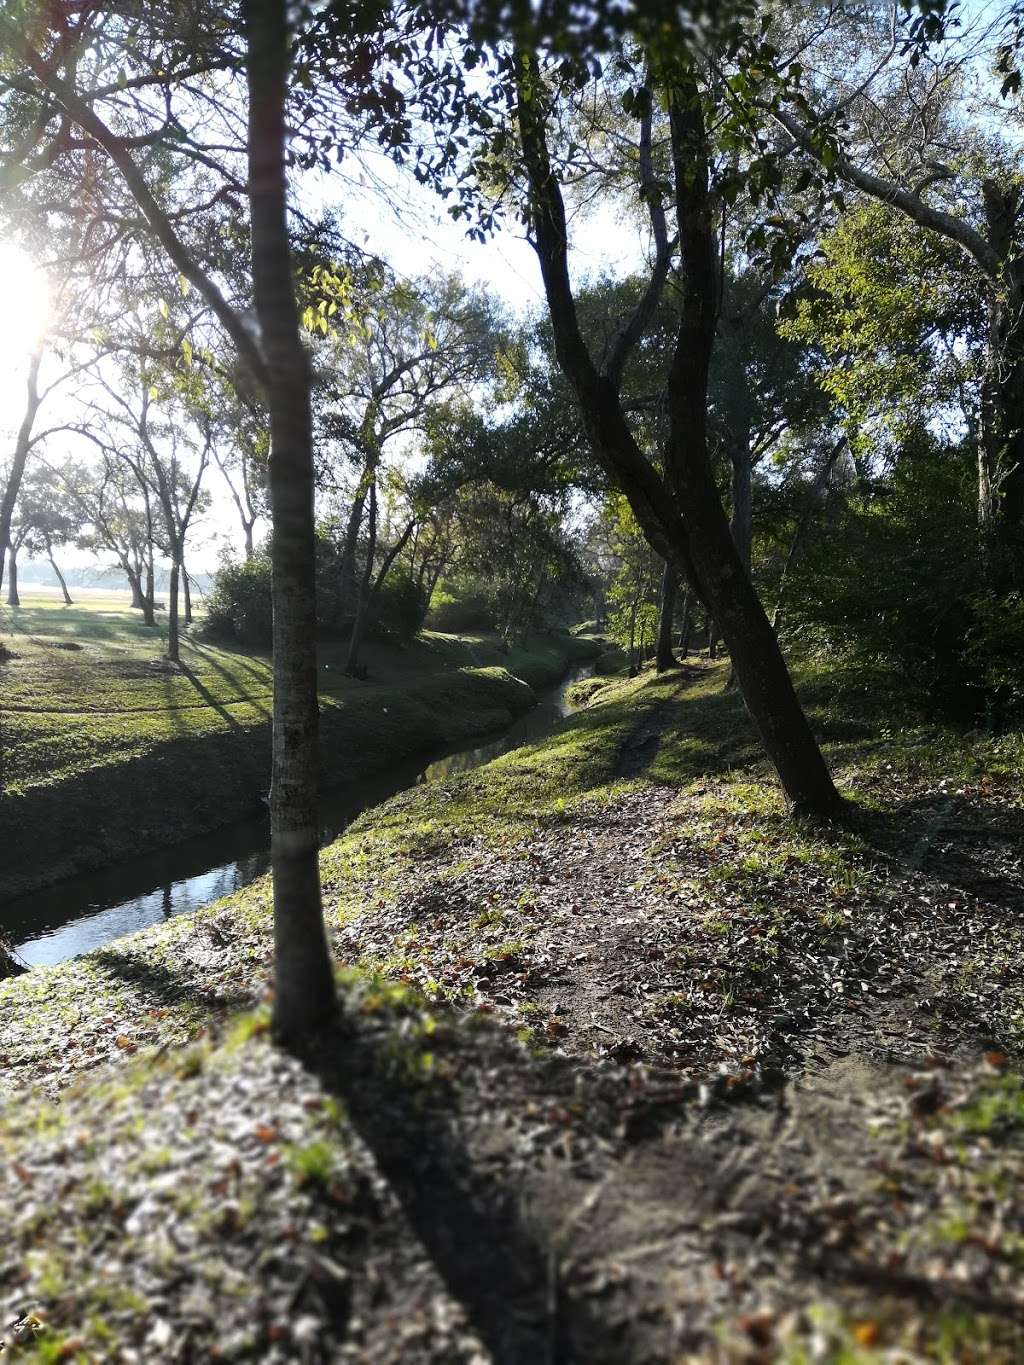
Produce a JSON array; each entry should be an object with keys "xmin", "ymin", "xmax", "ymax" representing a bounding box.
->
[{"xmin": 0, "ymin": 241, "xmax": 52, "ymax": 365}]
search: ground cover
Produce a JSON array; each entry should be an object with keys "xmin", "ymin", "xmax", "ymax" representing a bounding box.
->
[
  {"xmin": 0, "ymin": 659, "xmax": 1022, "ymax": 1360},
  {"xmin": 0, "ymin": 593, "xmax": 595, "ymax": 898}
]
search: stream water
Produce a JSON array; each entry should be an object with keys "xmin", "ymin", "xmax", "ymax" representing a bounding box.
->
[{"xmin": 3, "ymin": 662, "xmax": 594, "ymax": 968}]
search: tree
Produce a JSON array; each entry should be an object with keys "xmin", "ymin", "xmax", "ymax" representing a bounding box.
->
[
  {"xmin": 512, "ymin": 49, "xmax": 841, "ymax": 816},
  {"xmin": 9, "ymin": 463, "xmax": 81, "ymax": 605},
  {"xmin": 313, "ymin": 268, "xmax": 502, "ymax": 670},
  {"xmin": 0, "ymin": 0, "xmax": 349, "ymax": 1035},
  {"xmin": 245, "ymin": 0, "xmax": 337, "ymax": 1035},
  {"xmin": 0, "ymin": 341, "xmax": 43, "ymax": 601},
  {"xmin": 60, "ymin": 457, "xmax": 157, "ymax": 618},
  {"xmin": 748, "ymin": 5, "xmax": 1024, "ymax": 585}
]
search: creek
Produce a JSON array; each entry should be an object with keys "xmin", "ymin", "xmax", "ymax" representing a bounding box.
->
[{"xmin": 2, "ymin": 662, "xmax": 594, "ymax": 968}]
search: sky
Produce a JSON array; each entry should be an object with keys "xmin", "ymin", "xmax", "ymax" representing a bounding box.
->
[{"xmin": 1, "ymin": 136, "xmax": 642, "ymax": 580}]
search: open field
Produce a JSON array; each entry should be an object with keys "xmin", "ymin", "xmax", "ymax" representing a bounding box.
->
[
  {"xmin": 0, "ymin": 594, "xmax": 598, "ymax": 898},
  {"xmin": 0, "ymin": 661, "xmax": 1022, "ymax": 1360}
]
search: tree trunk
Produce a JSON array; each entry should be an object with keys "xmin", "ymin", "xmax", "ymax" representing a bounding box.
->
[
  {"xmin": 0, "ymin": 345, "xmax": 43, "ymax": 600},
  {"xmin": 344, "ymin": 479, "xmax": 377, "ymax": 676},
  {"xmin": 371, "ymin": 517, "xmax": 415, "ymax": 598},
  {"xmin": 49, "ymin": 556, "xmax": 73, "ymax": 605},
  {"xmin": 144, "ymin": 551, "xmax": 155, "ymax": 626},
  {"xmin": 656, "ymin": 560, "xmax": 678, "ymax": 672},
  {"xmin": 707, "ymin": 617, "xmax": 718, "ymax": 660},
  {"xmin": 678, "ymin": 589, "xmax": 692, "ymax": 656},
  {"xmin": 6, "ymin": 548, "xmax": 19, "ymax": 607},
  {"xmin": 979, "ymin": 288, "xmax": 1024, "ymax": 584},
  {"xmin": 183, "ymin": 562, "xmax": 192, "ymax": 624},
  {"xmin": 978, "ymin": 185, "xmax": 1024, "ymax": 586},
  {"xmin": 244, "ymin": 520, "xmax": 255, "ymax": 560},
  {"xmin": 128, "ymin": 569, "xmax": 145, "ymax": 609},
  {"xmin": 338, "ymin": 464, "xmax": 372, "ymax": 629},
  {"xmin": 655, "ymin": 80, "xmax": 841, "ymax": 816},
  {"xmin": 514, "ymin": 55, "xmax": 840, "ymax": 818},
  {"xmin": 167, "ymin": 557, "xmax": 180, "ymax": 663},
  {"xmin": 246, "ymin": 0, "xmax": 336, "ymax": 1039}
]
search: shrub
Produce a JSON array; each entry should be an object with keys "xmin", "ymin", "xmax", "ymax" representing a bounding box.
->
[
  {"xmin": 372, "ymin": 570, "xmax": 426, "ymax": 641},
  {"xmin": 426, "ymin": 583, "xmax": 496, "ymax": 633},
  {"xmin": 202, "ymin": 554, "xmax": 274, "ymax": 648}
]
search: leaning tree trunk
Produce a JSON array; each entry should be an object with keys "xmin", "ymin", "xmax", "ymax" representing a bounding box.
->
[
  {"xmin": 246, "ymin": 0, "xmax": 337, "ymax": 1038},
  {"xmin": 663, "ymin": 84, "xmax": 839, "ymax": 816},
  {"xmin": 6, "ymin": 548, "xmax": 19, "ymax": 607},
  {"xmin": 167, "ymin": 557, "xmax": 181, "ymax": 663},
  {"xmin": 49, "ymin": 555, "xmax": 73, "ymax": 605},
  {"xmin": 344, "ymin": 479, "xmax": 377, "ymax": 677},
  {"xmin": 656, "ymin": 561, "xmax": 679, "ymax": 672},
  {"xmin": 514, "ymin": 54, "xmax": 839, "ymax": 818},
  {"xmin": 0, "ymin": 345, "xmax": 43, "ymax": 600}
]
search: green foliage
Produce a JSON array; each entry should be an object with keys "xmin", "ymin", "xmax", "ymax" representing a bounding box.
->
[
  {"xmin": 202, "ymin": 553, "xmax": 274, "ymax": 648},
  {"xmin": 781, "ymin": 202, "xmax": 984, "ymax": 448},
  {"xmin": 779, "ymin": 434, "xmax": 993, "ymax": 721},
  {"xmin": 426, "ymin": 580, "xmax": 496, "ymax": 633},
  {"xmin": 372, "ymin": 569, "xmax": 427, "ymax": 641}
]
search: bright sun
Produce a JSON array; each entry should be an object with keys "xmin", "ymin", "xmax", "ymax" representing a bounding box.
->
[
  {"xmin": 0, "ymin": 242, "xmax": 51, "ymax": 362},
  {"xmin": 0, "ymin": 242, "xmax": 52, "ymax": 426}
]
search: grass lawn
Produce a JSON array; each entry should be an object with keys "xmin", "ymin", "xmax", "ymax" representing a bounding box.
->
[{"xmin": 0, "ymin": 593, "xmax": 599, "ymax": 898}]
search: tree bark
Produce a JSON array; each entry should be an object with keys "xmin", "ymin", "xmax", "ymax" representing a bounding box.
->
[
  {"xmin": 167, "ymin": 556, "xmax": 180, "ymax": 663},
  {"xmin": 49, "ymin": 555, "xmax": 73, "ymax": 605},
  {"xmin": 144, "ymin": 549, "xmax": 155, "ymax": 626},
  {"xmin": 128, "ymin": 569, "xmax": 145, "ymax": 609},
  {"xmin": 6, "ymin": 548, "xmax": 19, "ymax": 607},
  {"xmin": 656, "ymin": 561, "xmax": 679, "ymax": 672},
  {"xmin": 246, "ymin": 0, "xmax": 336, "ymax": 1038},
  {"xmin": 0, "ymin": 345, "xmax": 43, "ymax": 600},
  {"xmin": 514, "ymin": 55, "xmax": 841, "ymax": 818},
  {"xmin": 678, "ymin": 589, "xmax": 692, "ymax": 656},
  {"xmin": 663, "ymin": 80, "xmax": 839, "ymax": 816},
  {"xmin": 183, "ymin": 561, "xmax": 192, "ymax": 624},
  {"xmin": 344, "ymin": 479, "xmax": 377, "ymax": 676}
]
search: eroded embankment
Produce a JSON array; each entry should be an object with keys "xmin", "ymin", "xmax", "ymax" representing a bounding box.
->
[{"xmin": 0, "ymin": 635, "xmax": 598, "ymax": 902}]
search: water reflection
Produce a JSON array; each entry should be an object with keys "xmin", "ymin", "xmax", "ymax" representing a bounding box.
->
[{"xmin": 6, "ymin": 662, "xmax": 593, "ymax": 967}]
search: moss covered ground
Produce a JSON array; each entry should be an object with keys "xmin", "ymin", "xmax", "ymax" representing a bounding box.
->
[{"xmin": 0, "ymin": 654, "xmax": 1023, "ymax": 1360}]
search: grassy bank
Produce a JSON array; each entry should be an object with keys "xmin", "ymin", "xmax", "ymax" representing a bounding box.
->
[
  {"xmin": 0, "ymin": 593, "xmax": 599, "ymax": 900},
  {"xmin": 0, "ymin": 659, "xmax": 1023, "ymax": 1359}
]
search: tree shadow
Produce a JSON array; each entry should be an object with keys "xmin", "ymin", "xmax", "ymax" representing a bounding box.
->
[
  {"xmin": 187, "ymin": 639, "xmax": 272, "ymax": 691},
  {"xmin": 298, "ymin": 1018, "xmax": 610, "ymax": 1365},
  {"xmin": 91, "ymin": 942, "xmax": 257, "ymax": 1015},
  {"xmin": 858, "ymin": 794, "xmax": 1024, "ymax": 915},
  {"xmin": 179, "ymin": 662, "xmax": 269, "ymax": 728}
]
